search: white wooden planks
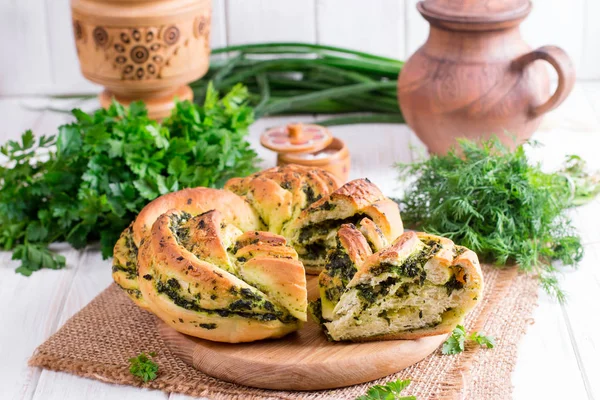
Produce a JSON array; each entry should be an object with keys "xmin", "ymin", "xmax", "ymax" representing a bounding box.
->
[
  {"xmin": 405, "ymin": 0, "xmax": 429, "ymax": 56},
  {"xmin": 521, "ymin": 0, "xmax": 586, "ymax": 81},
  {"xmin": 559, "ymin": 243, "xmax": 600, "ymax": 399},
  {"xmin": 1, "ymin": 0, "xmax": 599, "ymax": 94},
  {"xmin": 512, "ymin": 291, "xmax": 590, "ymax": 400},
  {"xmin": 30, "ymin": 246, "xmax": 170, "ymax": 400},
  {"xmin": 582, "ymin": 82, "xmax": 600, "ymax": 122},
  {"xmin": 314, "ymin": 121, "xmax": 414, "ymax": 196},
  {"xmin": 0, "ymin": 0, "xmax": 53, "ymax": 95},
  {"xmin": 0, "ymin": 246, "xmax": 82, "ymax": 400},
  {"xmin": 580, "ymin": 0, "xmax": 600, "ymax": 80},
  {"xmin": 45, "ymin": 0, "xmax": 100, "ymax": 95},
  {"xmin": 316, "ymin": 0, "xmax": 406, "ymax": 59},
  {"xmin": 210, "ymin": 0, "xmax": 228, "ymax": 49},
  {"xmin": 225, "ymin": 0, "xmax": 317, "ymax": 45}
]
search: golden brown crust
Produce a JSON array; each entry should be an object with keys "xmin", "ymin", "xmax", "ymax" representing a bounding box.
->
[
  {"xmin": 113, "ymin": 188, "xmax": 260, "ymax": 307},
  {"xmin": 137, "ymin": 209, "xmax": 307, "ymax": 342},
  {"xmin": 240, "ymin": 257, "xmax": 307, "ymax": 320},
  {"xmin": 355, "ymin": 231, "xmax": 422, "ymax": 279},
  {"xmin": 337, "ymin": 224, "xmax": 373, "ymax": 266},
  {"xmin": 225, "ymin": 165, "xmax": 341, "ymax": 234},
  {"xmin": 357, "ymin": 218, "xmax": 388, "ymax": 252},
  {"xmin": 133, "ymin": 188, "xmax": 260, "ymax": 246},
  {"xmin": 179, "ymin": 210, "xmax": 240, "ymax": 274},
  {"xmin": 298, "ymin": 179, "xmax": 386, "ymax": 224},
  {"xmin": 285, "ymin": 179, "xmax": 404, "ymax": 274},
  {"xmin": 361, "ymin": 199, "xmax": 404, "ymax": 245}
]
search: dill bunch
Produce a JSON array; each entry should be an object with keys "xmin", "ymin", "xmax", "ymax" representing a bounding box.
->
[{"xmin": 397, "ymin": 138, "xmax": 584, "ymax": 302}]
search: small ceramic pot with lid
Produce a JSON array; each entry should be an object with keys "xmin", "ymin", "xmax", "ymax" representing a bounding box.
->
[{"xmin": 260, "ymin": 123, "xmax": 350, "ymax": 182}]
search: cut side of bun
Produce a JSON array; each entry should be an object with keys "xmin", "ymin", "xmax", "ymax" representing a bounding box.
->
[
  {"xmin": 284, "ymin": 179, "xmax": 404, "ymax": 274},
  {"xmin": 312, "ymin": 230, "xmax": 484, "ymax": 342}
]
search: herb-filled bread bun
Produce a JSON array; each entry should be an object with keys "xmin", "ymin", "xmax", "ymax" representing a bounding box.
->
[
  {"xmin": 112, "ymin": 187, "xmax": 261, "ymax": 310},
  {"xmin": 224, "ymin": 164, "xmax": 341, "ymax": 235},
  {"xmin": 312, "ymin": 229, "xmax": 483, "ymax": 342},
  {"xmin": 317, "ymin": 224, "xmax": 373, "ymax": 320},
  {"xmin": 283, "ymin": 178, "xmax": 404, "ymax": 274},
  {"xmin": 138, "ymin": 210, "xmax": 307, "ymax": 343}
]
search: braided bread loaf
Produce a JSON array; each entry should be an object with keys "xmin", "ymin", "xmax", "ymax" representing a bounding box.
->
[
  {"xmin": 311, "ymin": 227, "xmax": 484, "ymax": 341},
  {"xmin": 112, "ymin": 165, "xmax": 404, "ymax": 342}
]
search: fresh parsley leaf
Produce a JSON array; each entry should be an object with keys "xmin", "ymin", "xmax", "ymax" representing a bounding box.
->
[
  {"xmin": 0, "ymin": 84, "xmax": 260, "ymax": 275},
  {"xmin": 442, "ymin": 325, "xmax": 496, "ymax": 354},
  {"xmin": 356, "ymin": 378, "xmax": 416, "ymax": 400},
  {"xmin": 470, "ymin": 332, "xmax": 496, "ymax": 349},
  {"xmin": 397, "ymin": 138, "xmax": 585, "ymax": 301},
  {"xmin": 12, "ymin": 243, "xmax": 66, "ymax": 276},
  {"xmin": 129, "ymin": 352, "xmax": 159, "ymax": 382},
  {"xmin": 442, "ymin": 325, "xmax": 466, "ymax": 355}
]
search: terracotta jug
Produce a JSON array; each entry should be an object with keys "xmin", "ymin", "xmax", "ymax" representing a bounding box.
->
[
  {"xmin": 71, "ymin": 0, "xmax": 212, "ymax": 119},
  {"xmin": 397, "ymin": 0, "xmax": 575, "ymax": 154}
]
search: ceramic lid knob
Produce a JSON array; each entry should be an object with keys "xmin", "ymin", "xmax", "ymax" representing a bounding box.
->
[
  {"xmin": 287, "ymin": 123, "xmax": 304, "ymax": 144},
  {"xmin": 260, "ymin": 123, "xmax": 333, "ymax": 154}
]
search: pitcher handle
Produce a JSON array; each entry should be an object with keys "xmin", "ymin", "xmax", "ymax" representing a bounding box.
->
[{"xmin": 513, "ymin": 45, "xmax": 576, "ymax": 117}]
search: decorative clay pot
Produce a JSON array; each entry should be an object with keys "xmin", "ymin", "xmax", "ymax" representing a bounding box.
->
[
  {"xmin": 71, "ymin": 0, "xmax": 211, "ymax": 119},
  {"xmin": 398, "ymin": 0, "xmax": 575, "ymax": 154}
]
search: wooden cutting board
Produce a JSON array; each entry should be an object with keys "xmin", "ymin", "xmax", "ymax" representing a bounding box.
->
[{"xmin": 157, "ymin": 276, "xmax": 447, "ymax": 391}]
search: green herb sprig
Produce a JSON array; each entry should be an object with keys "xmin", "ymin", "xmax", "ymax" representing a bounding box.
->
[
  {"xmin": 0, "ymin": 83, "xmax": 259, "ymax": 275},
  {"xmin": 193, "ymin": 43, "xmax": 405, "ymax": 126},
  {"xmin": 558, "ymin": 154, "xmax": 600, "ymax": 206},
  {"xmin": 442, "ymin": 325, "xmax": 495, "ymax": 355},
  {"xmin": 356, "ymin": 378, "xmax": 416, "ymax": 400},
  {"xmin": 397, "ymin": 138, "xmax": 584, "ymax": 301},
  {"xmin": 129, "ymin": 352, "xmax": 159, "ymax": 382}
]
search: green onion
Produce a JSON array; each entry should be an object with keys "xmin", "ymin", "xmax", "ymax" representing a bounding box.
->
[{"xmin": 190, "ymin": 42, "xmax": 405, "ymax": 126}]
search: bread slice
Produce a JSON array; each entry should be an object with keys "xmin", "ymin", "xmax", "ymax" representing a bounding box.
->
[
  {"xmin": 284, "ymin": 179, "xmax": 404, "ymax": 274},
  {"xmin": 313, "ymin": 231, "xmax": 483, "ymax": 342}
]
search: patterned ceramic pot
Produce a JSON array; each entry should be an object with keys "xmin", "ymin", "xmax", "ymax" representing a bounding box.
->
[{"xmin": 71, "ymin": 0, "xmax": 211, "ymax": 119}]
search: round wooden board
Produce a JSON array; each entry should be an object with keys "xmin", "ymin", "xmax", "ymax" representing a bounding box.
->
[{"xmin": 157, "ymin": 276, "xmax": 447, "ymax": 391}]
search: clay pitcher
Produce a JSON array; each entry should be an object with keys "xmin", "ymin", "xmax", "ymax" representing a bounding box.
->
[
  {"xmin": 71, "ymin": 0, "xmax": 212, "ymax": 119},
  {"xmin": 398, "ymin": 0, "xmax": 576, "ymax": 154}
]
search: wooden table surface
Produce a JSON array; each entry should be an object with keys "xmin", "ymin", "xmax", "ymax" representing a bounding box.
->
[{"xmin": 1, "ymin": 83, "xmax": 599, "ymax": 400}]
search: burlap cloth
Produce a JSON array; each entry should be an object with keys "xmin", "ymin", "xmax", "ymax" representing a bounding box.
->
[{"xmin": 29, "ymin": 265, "xmax": 537, "ymax": 399}]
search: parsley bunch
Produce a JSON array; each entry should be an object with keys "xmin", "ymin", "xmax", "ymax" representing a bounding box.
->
[
  {"xmin": 0, "ymin": 83, "xmax": 259, "ymax": 275},
  {"xmin": 129, "ymin": 352, "xmax": 159, "ymax": 382},
  {"xmin": 442, "ymin": 325, "xmax": 495, "ymax": 355},
  {"xmin": 356, "ymin": 378, "xmax": 416, "ymax": 400},
  {"xmin": 397, "ymin": 138, "xmax": 584, "ymax": 301}
]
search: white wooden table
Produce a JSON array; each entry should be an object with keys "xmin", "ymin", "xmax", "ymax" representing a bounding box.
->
[{"xmin": 1, "ymin": 83, "xmax": 599, "ymax": 400}]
